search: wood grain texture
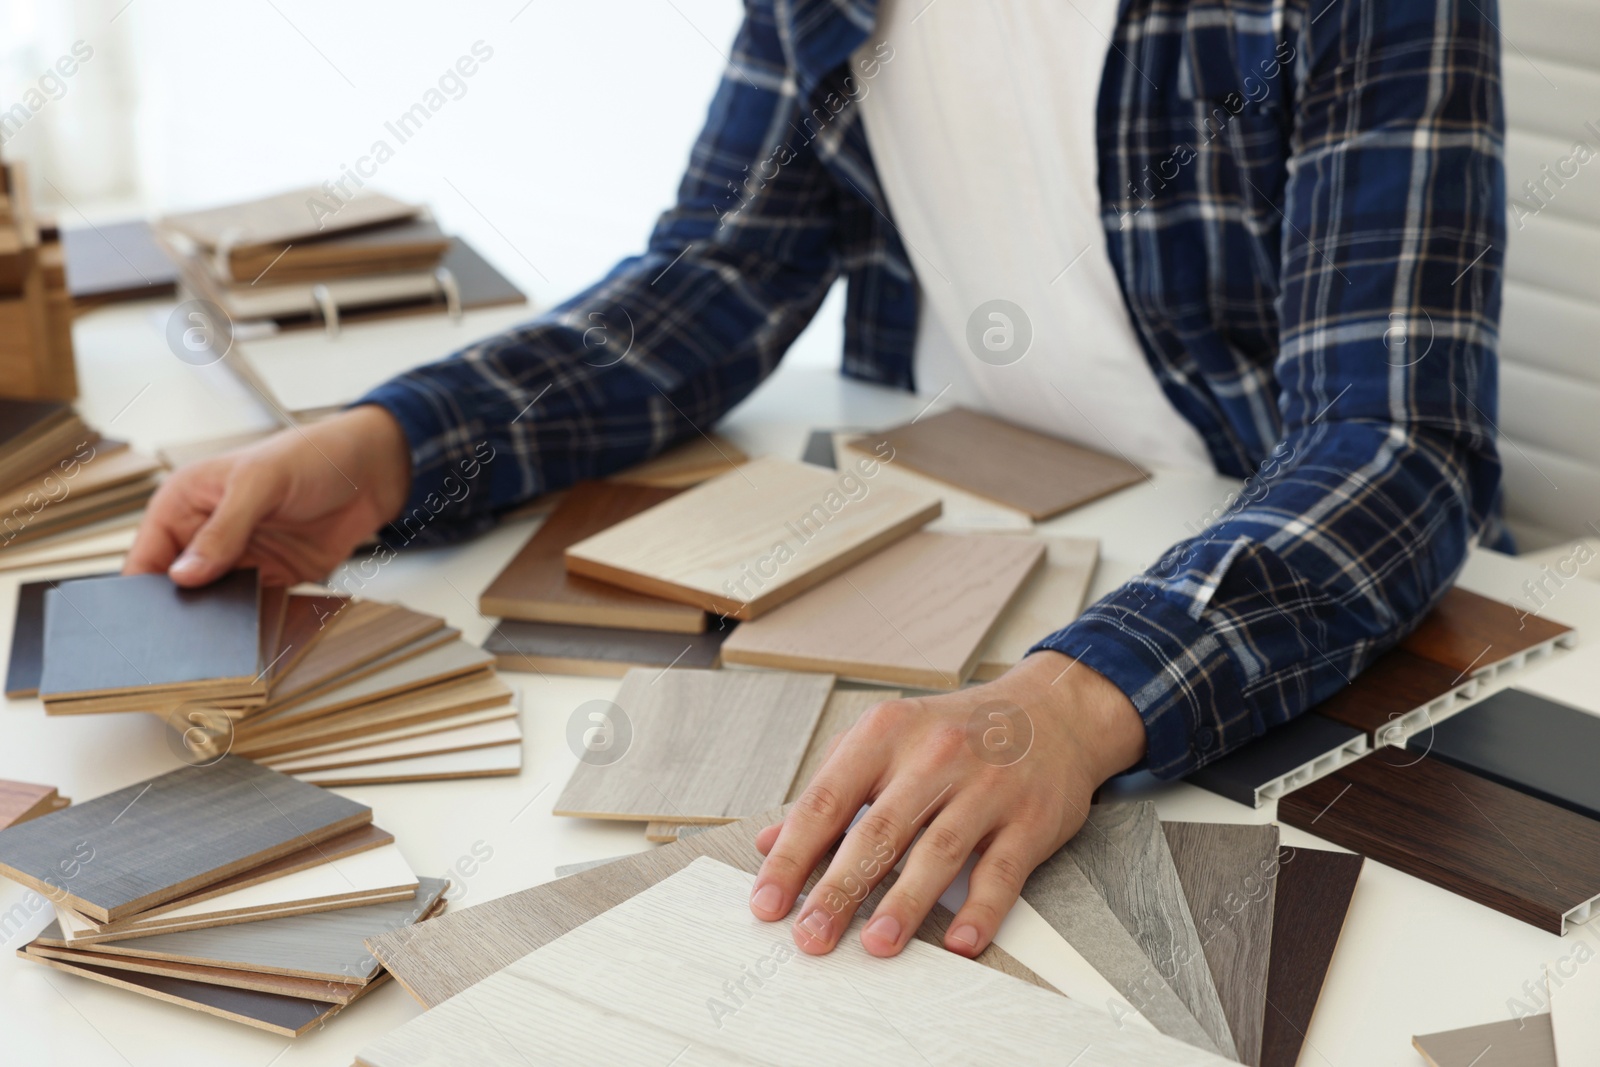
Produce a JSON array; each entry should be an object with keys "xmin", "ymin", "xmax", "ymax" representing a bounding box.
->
[
  {"xmin": 1066, "ymin": 803, "xmax": 1238, "ymax": 1058},
  {"xmin": 722, "ymin": 532, "xmax": 1044, "ymax": 689},
  {"xmin": 1186, "ymin": 714, "xmax": 1369, "ymax": 808},
  {"xmin": 270, "ymin": 717, "xmax": 521, "ymax": 773},
  {"xmin": 1023, "ymin": 836, "xmax": 1225, "ymax": 1053},
  {"xmin": 608, "ymin": 432, "xmax": 748, "ymax": 488},
  {"xmin": 1163, "ymin": 822, "xmax": 1279, "ymax": 1066},
  {"xmin": 564, "ymin": 455, "xmax": 942, "ymax": 619},
  {"xmin": 1549, "ymin": 952, "xmax": 1600, "ymax": 1066},
  {"xmin": 970, "ymin": 536, "xmax": 1099, "ymax": 681},
  {"xmin": 0, "ymin": 443, "xmax": 161, "ymax": 518},
  {"xmin": 0, "ymin": 779, "xmax": 58, "ymax": 829},
  {"xmin": 268, "ymin": 593, "xmax": 347, "ymax": 683},
  {"xmin": 291, "ymin": 742, "xmax": 523, "ymax": 786},
  {"xmin": 481, "ymin": 616, "xmax": 731, "ymax": 677},
  {"xmin": 846, "ymin": 407, "xmax": 1146, "ymax": 520},
  {"xmin": 1260, "ymin": 847, "xmax": 1363, "ymax": 1067},
  {"xmin": 1412, "ymin": 1015, "xmax": 1556, "ymax": 1067},
  {"xmin": 1312, "ymin": 646, "xmax": 1473, "ymax": 744},
  {"xmin": 1277, "ymin": 753, "xmax": 1600, "ymax": 934},
  {"xmin": 1401, "ymin": 586, "xmax": 1575, "ymax": 676},
  {"xmin": 264, "ymin": 600, "xmax": 446, "ymax": 704},
  {"xmin": 554, "ymin": 668, "xmax": 832, "ymax": 822},
  {"xmin": 25, "ymin": 943, "xmax": 371, "ymax": 1005},
  {"xmin": 479, "ymin": 482, "xmax": 707, "ymax": 632},
  {"xmin": 0, "ymin": 756, "xmax": 370, "ymax": 921},
  {"xmin": 833, "ymin": 432, "xmax": 1034, "ymax": 532},
  {"xmin": 367, "ymin": 808, "xmax": 1048, "ymax": 1008},
  {"xmin": 257, "ymin": 706, "xmax": 517, "ymax": 764},
  {"xmin": 354, "ymin": 858, "xmax": 1235, "ymax": 1067},
  {"xmin": 255, "ymin": 626, "xmax": 463, "ymax": 718}
]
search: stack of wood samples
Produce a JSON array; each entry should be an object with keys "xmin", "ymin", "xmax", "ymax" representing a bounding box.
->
[
  {"xmin": 0, "ymin": 161, "xmax": 75, "ymax": 402},
  {"xmin": 0, "ymin": 779, "xmax": 68, "ymax": 830}
]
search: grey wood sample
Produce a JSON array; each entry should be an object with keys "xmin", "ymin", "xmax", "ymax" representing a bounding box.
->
[
  {"xmin": 1186, "ymin": 713, "xmax": 1369, "ymax": 807},
  {"xmin": 38, "ymin": 570, "xmax": 262, "ymax": 697},
  {"xmin": 0, "ymin": 756, "xmax": 370, "ymax": 921},
  {"xmin": 1413, "ymin": 1015, "xmax": 1556, "ymax": 1066},
  {"xmin": 552, "ymin": 668, "xmax": 833, "ymax": 822},
  {"xmin": 356, "ymin": 858, "xmax": 1237, "ymax": 1067},
  {"xmin": 1066, "ymin": 803, "xmax": 1238, "ymax": 1059},
  {"xmin": 1163, "ymin": 822, "xmax": 1279, "ymax": 1066},
  {"xmin": 481, "ymin": 616, "xmax": 732, "ymax": 677},
  {"xmin": 6, "ymin": 574, "xmax": 109, "ymax": 697}
]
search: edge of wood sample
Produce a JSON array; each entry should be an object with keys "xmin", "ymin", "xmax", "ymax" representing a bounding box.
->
[
  {"xmin": 481, "ymin": 617, "xmax": 731, "ymax": 678},
  {"xmin": 970, "ymin": 535, "xmax": 1099, "ymax": 681},
  {"xmin": 24, "ymin": 942, "xmax": 372, "ymax": 1006},
  {"xmin": 607, "ymin": 432, "xmax": 748, "ymax": 489}
]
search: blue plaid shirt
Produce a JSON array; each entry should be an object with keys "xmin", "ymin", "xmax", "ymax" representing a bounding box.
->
[{"xmin": 365, "ymin": 0, "xmax": 1508, "ymax": 779}]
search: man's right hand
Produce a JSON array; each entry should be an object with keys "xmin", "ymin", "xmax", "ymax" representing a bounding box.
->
[{"xmin": 124, "ymin": 405, "xmax": 413, "ymax": 588}]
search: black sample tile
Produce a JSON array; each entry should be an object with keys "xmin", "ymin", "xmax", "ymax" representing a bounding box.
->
[{"xmin": 1186, "ymin": 714, "xmax": 1367, "ymax": 808}]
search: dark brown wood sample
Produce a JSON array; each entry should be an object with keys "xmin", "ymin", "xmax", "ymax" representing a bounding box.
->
[
  {"xmin": 1312, "ymin": 647, "xmax": 1471, "ymax": 744},
  {"xmin": 480, "ymin": 482, "xmax": 707, "ymax": 633},
  {"xmin": 1400, "ymin": 586, "xmax": 1574, "ymax": 677},
  {"xmin": 0, "ymin": 756, "xmax": 370, "ymax": 922},
  {"xmin": 1277, "ymin": 753, "xmax": 1600, "ymax": 934},
  {"xmin": 1412, "ymin": 1014, "xmax": 1556, "ymax": 1067},
  {"xmin": 481, "ymin": 617, "xmax": 731, "ymax": 677},
  {"xmin": 269, "ymin": 593, "xmax": 347, "ymax": 682},
  {"xmin": 845, "ymin": 406, "xmax": 1146, "ymax": 520},
  {"xmin": 1259, "ymin": 846, "xmax": 1363, "ymax": 1067}
]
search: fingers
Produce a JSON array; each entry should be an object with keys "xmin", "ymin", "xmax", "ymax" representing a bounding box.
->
[
  {"xmin": 943, "ymin": 829, "xmax": 1043, "ymax": 958},
  {"xmin": 754, "ymin": 823, "xmax": 782, "ymax": 856},
  {"xmin": 860, "ymin": 809, "xmax": 983, "ymax": 957},
  {"xmin": 169, "ymin": 463, "xmax": 286, "ymax": 586},
  {"xmin": 124, "ymin": 477, "xmax": 209, "ymax": 576}
]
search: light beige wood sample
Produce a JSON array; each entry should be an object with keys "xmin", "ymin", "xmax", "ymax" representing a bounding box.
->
[
  {"xmin": 608, "ymin": 432, "xmax": 749, "ymax": 488},
  {"xmin": 256, "ymin": 705, "xmax": 517, "ymax": 764},
  {"xmin": 970, "ymin": 535, "xmax": 1099, "ymax": 680},
  {"xmin": 0, "ymin": 515, "xmax": 139, "ymax": 572},
  {"xmin": 291, "ymin": 743, "xmax": 523, "ymax": 786},
  {"xmin": 24, "ymin": 943, "xmax": 372, "ymax": 1005},
  {"xmin": 270, "ymin": 717, "xmax": 521, "ymax": 773},
  {"xmin": 564, "ymin": 455, "xmax": 941, "ymax": 619},
  {"xmin": 355, "ymin": 858, "xmax": 1235, "ymax": 1067},
  {"xmin": 721, "ymin": 531, "xmax": 1045, "ymax": 689},
  {"xmin": 832, "ymin": 432, "xmax": 1033, "ymax": 532},
  {"xmin": 552, "ymin": 668, "xmax": 833, "ymax": 823}
]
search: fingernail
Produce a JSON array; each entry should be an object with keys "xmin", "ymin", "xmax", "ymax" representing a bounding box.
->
[
  {"xmin": 949, "ymin": 924, "xmax": 979, "ymax": 950},
  {"xmin": 751, "ymin": 883, "xmax": 783, "ymax": 917},
  {"xmin": 798, "ymin": 908, "xmax": 834, "ymax": 944},
  {"xmin": 170, "ymin": 549, "xmax": 205, "ymax": 578},
  {"xmin": 864, "ymin": 914, "xmax": 901, "ymax": 948}
]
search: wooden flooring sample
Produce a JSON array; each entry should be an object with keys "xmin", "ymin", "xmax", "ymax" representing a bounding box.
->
[
  {"xmin": 1550, "ymin": 950, "xmax": 1600, "ymax": 1066},
  {"xmin": 1313, "ymin": 646, "xmax": 1475, "ymax": 745},
  {"xmin": 1066, "ymin": 802, "xmax": 1238, "ymax": 1059},
  {"xmin": 607, "ymin": 431, "xmax": 748, "ymax": 488},
  {"xmin": 257, "ymin": 706, "xmax": 517, "ymax": 764},
  {"xmin": 1023, "ymin": 836, "xmax": 1226, "ymax": 1053},
  {"xmin": 5, "ymin": 573, "xmax": 112, "ymax": 697},
  {"xmin": 1260, "ymin": 846, "xmax": 1363, "ymax": 1067},
  {"xmin": 553, "ymin": 668, "xmax": 833, "ymax": 822},
  {"xmin": 971, "ymin": 535, "xmax": 1099, "ymax": 681},
  {"xmin": 271, "ymin": 718, "xmax": 521, "ymax": 774},
  {"xmin": 1186, "ymin": 713, "xmax": 1369, "ymax": 808},
  {"xmin": 564, "ymin": 455, "xmax": 941, "ymax": 619},
  {"xmin": 355, "ymin": 858, "xmax": 1234, "ymax": 1067},
  {"xmin": 290, "ymin": 742, "xmax": 523, "ymax": 786},
  {"xmin": 479, "ymin": 481, "xmax": 707, "ymax": 632},
  {"xmin": 482, "ymin": 617, "xmax": 730, "ymax": 677},
  {"xmin": 265, "ymin": 600, "xmax": 446, "ymax": 704},
  {"xmin": 0, "ymin": 756, "xmax": 370, "ymax": 922},
  {"xmin": 721, "ymin": 532, "xmax": 1044, "ymax": 689},
  {"xmin": 1163, "ymin": 822, "xmax": 1278, "ymax": 1066},
  {"xmin": 244, "ymin": 638, "xmax": 491, "ymax": 731},
  {"xmin": 1277, "ymin": 753, "xmax": 1600, "ymax": 934},
  {"xmin": 24, "ymin": 943, "xmax": 371, "ymax": 1005},
  {"xmin": 0, "ymin": 779, "xmax": 58, "ymax": 830},
  {"xmin": 1401, "ymin": 586, "xmax": 1576, "ymax": 678},
  {"xmin": 367, "ymin": 807, "xmax": 1046, "ymax": 1008},
  {"xmin": 834, "ymin": 432, "xmax": 1034, "ymax": 532},
  {"xmin": 846, "ymin": 406, "xmax": 1146, "ymax": 520},
  {"xmin": 269, "ymin": 592, "xmax": 347, "ymax": 682},
  {"xmin": 1416, "ymin": 688, "xmax": 1600, "ymax": 821},
  {"xmin": 1413, "ymin": 1015, "xmax": 1556, "ymax": 1067}
]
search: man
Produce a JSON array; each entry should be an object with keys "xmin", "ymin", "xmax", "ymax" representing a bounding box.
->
[{"xmin": 128, "ymin": 0, "xmax": 1507, "ymax": 964}]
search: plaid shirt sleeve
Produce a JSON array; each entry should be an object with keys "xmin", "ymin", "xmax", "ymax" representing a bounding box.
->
[{"xmin": 1032, "ymin": 0, "xmax": 1507, "ymax": 778}]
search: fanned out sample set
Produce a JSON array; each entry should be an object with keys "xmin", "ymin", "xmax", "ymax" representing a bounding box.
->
[
  {"xmin": 0, "ymin": 759, "xmax": 443, "ymax": 1036},
  {"xmin": 360, "ymin": 802, "xmax": 1361, "ymax": 1067}
]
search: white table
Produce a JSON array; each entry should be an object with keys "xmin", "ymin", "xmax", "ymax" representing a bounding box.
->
[{"xmin": 1, "ymin": 300, "xmax": 1595, "ymax": 1066}]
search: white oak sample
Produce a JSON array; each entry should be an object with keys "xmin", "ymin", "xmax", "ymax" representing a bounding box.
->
[
  {"xmin": 970, "ymin": 535, "xmax": 1099, "ymax": 681},
  {"xmin": 554, "ymin": 668, "xmax": 832, "ymax": 822},
  {"xmin": 720, "ymin": 532, "xmax": 1045, "ymax": 689},
  {"xmin": 356, "ymin": 858, "xmax": 1235, "ymax": 1067},
  {"xmin": 290, "ymin": 742, "xmax": 524, "ymax": 786},
  {"xmin": 564, "ymin": 455, "xmax": 942, "ymax": 619}
]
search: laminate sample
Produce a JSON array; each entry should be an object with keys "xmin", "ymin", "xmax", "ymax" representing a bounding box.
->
[
  {"xmin": 1401, "ymin": 586, "xmax": 1576, "ymax": 678},
  {"xmin": 553, "ymin": 668, "xmax": 833, "ymax": 822},
  {"xmin": 481, "ymin": 616, "xmax": 731, "ymax": 677},
  {"xmin": 1065, "ymin": 803, "xmax": 1238, "ymax": 1058},
  {"xmin": 269, "ymin": 593, "xmax": 348, "ymax": 682},
  {"xmin": 256, "ymin": 705, "xmax": 518, "ymax": 764},
  {"xmin": 1277, "ymin": 753, "xmax": 1600, "ymax": 934},
  {"xmin": 244, "ymin": 638, "xmax": 492, "ymax": 731},
  {"xmin": 608, "ymin": 432, "xmax": 748, "ymax": 488},
  {"xmin": 970, "ymin": 536, "xmax": 1099, "ymax": 681},
  {"xmin": 1312, "ymin": 646, "xmax": 1476, "ymax": 746},
  {"xmin": 479, "ymin": 482, "xmax": 707, "ymax": 632},
  {"xmin": 0, "ymin": 518, "xmax": 138, "ymax": 574},
  {"xmin": 834, "ymin": 432, "xmax": 1035, "ymax": 532},
  {"xmin": 0, "ymin": 756, "xmax": 370, "ymax": 921},
  {"xmin": 553, "ymin": 855, "xmax": 628, "ymax": 878},
  {"xmin": 25, "ymin": 943, "xmax": 371, "ymax": 1005},
  {"xmin": 0, "ymin": 779, "xmax": 58, "ymax": 829},
  {"xmin": 845, "ymin": 406, "xmax": 1146, "ymax": 520},
  {"xmin": 354, "ymin": 858, "xmax": 1235, "ymax": 1067},
  {"xmin": 265, "ymin": 600, "xmax": 446, "ymax": 704},
  {"xmin": 1414, "ymin": 688, "xmax": 1600, "ymax": 821},
  {"xmin": 1186, "ymin": 713, "xmax": 1370, "ymax": 808},
  {"xmin": 255, "ymin": 626, "xmax": 463, "ymax": 718},
  {"xmin": 801, "ymin": 428, "xmax": 837, "ymax": 468},
  {"xmin": 721, "ymin": 532, "xmax": 1044, "ymax": 689},
  {"xmin": 1260, "ymin": 846, "xmax": 1364, "ymax": 1067},
  {"xmin": 6, "ymin": 571, "xmax": 112, "ymax": 697},
  {"xmin": 564, "ymin": 455, "xmax": 942, "ymax": 619},
  {"xmin": 291, "ymin": 742, "xmax": 523, "ymax": 786},
  {"xmin": 1549, "ymin": 952, "xmax": 1600, "ymax": 1066},
  {"xmin": 1022, "ymin": 838, "xmax": 1225, "ymax": 1053},
  {"xmin": 1412, "ymin": 1015, "xmax": 1556, "ymax": 1067},
  {"xmin": 1163, "ymin": 822, "xmax": 1279, "ymax": 1066},
  {"xmin": 271, "ymin": 718, "xmax": 521, "ymax": 774},
  {"xmin": 0, "ymin": 443, "xmax": 162, "ymax": 518},
  {"xmin": 367, "ymin": 807, "xmax": 1046, "ymax": 1008}
]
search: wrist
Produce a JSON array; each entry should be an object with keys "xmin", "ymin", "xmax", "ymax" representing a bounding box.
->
[
  {"xmin": 321, "ymin": 405, "xmax": 413, "ymax": 522},
  {"xmin": 1008, "ymin": 650, "xmax": 1146, "ymax": 782}
]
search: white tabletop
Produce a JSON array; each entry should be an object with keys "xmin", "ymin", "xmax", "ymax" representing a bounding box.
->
[{"xmin": 1, "ymin": 300, "xmax": 1595, "ymax": 1066}]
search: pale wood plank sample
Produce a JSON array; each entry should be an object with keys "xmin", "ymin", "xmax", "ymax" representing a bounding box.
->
[
  {"xmin": 970, "ymin": 535, "xmax": 1099, "ymax": 680},
  {"xmin": 1412, "ymin": 1015, "xmax": 1556, "ymax": 1067},
  {"xmin": 1549, "ymin": 952, "xmax": 1600, "ymax": 1067},
  {"xmin": 0, "ymin": 516, "xmax": 138, "ymax": 573},
  {"xmin": 565, "ymin": 455, "xmax": 942, "ymax": 619},
  {"xmin": 0, "ymin": 778, "xmax": 58, "ymax": 829},
  {"xmin": 608, "ymin": 432, "xmax": 748, "ymax": 488},
  {"xmin": 552, "ymin": 668, "xmax": 833, "ymax": 822},
  {"xmin": 1163, "ymin": 821, "xmax": 1279, "ymax": 1066},
  {"xmin": 0, "ymin": 756, "xmax": 370, "ymax": 922},
  {"xmin": 833, "ymin": 432, "xmax": 1034, "ymax": 532},
  {"xmin": 25, "ymin": 943, "xmax": 371, "ymax": 1005},
  {"xmin": 847, "ymin": 406, "xmax": 1147, "ymax": 520},
  {"xmin": 256, "ymin": 706, "xmax": 517, "ymax": 764},
  {"xmin": 1066, "ymin": 803, "xmax": 1238, "ymax": 1059},
  {"xmin": 271, "ymin": 717, "xmax": 521, "ymax": 774},
  {"xmin": 291, "ymin": 741, "xmax": 523, "ymax": 787},
  {"xmin": 356, "ymin": 858, "xmax": 1236, "ymax": 1067},
  {"xmin": 367, "ymin": 807, "xmax": 1046, "ymax": 1008},
  {"xmin": 264, "ymin": 600, "xmax": 446, "ymax": 704},
  {"xmin": 721, "ymin": 532, "xmax": 1045, "ymax": 689},
  {"xmin": 1022, "ymin": 837, "xmax": 1225, "ymax": 1053},
  {"xmin": 0, "ymin": 443, "xmax": 162, "ymax": 519},
  {"xmin": 1259, "ymin": 846, "xmax": 1363, "ymax": 1067},
  {"xmin": 481, "ymin": 616, "xmax": 730, "ymax": 677},
  {"xmin": 244, "ymin": 637, "xmax": 492, "ymax": 731},
  {"xmin": 479, "ymin": 481, "xmax": 708, "ymax": 632}
]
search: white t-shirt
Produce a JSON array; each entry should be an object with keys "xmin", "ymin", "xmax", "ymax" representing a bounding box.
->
[{"xmin": 856, "ymin": 0, "xmax": 1215, "ymax": 472}]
